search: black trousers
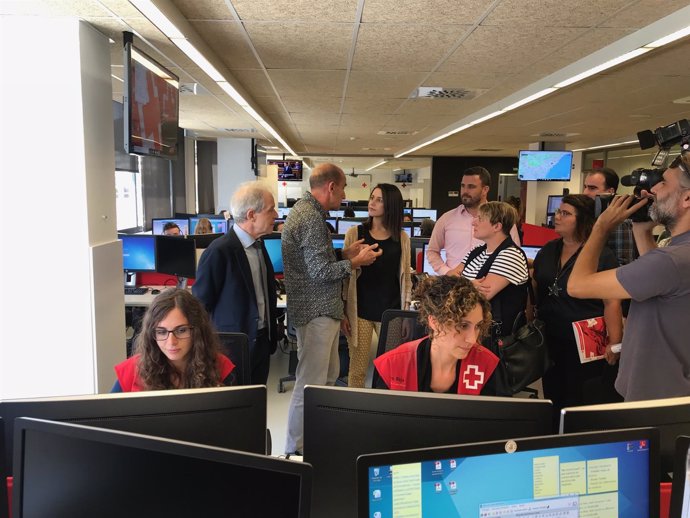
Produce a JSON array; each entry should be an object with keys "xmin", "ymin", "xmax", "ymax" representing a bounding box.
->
[{"xmin": 250, "ymin": 329, "xmax": 271, "ymax": 385}]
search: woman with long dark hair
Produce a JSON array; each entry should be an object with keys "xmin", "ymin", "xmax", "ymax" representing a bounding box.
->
[
  {"xmin": 533, "ymin": 194, "xmax": 622, "ymax": 418},
  {"xmin": 343, "ymin": 183, "xmax": 411, "ymax": 387},
  {"xmin": 112, "ymin": 289, "xmax": 234, "ymax": 391}
]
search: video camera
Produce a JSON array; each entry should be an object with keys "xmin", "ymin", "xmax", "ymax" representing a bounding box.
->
[{"xmin": 607, "ymin": 119, "xmax": 690, "ymax": 222}]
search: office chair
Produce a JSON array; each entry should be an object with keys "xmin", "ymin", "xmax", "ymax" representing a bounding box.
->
[
  {"xmin": 216, "ymin": 332, "xmax": 251, "ymax": 386},
  {"xmin": 370, "ymin": 309, "xmax": 426, "ymax": 389}
]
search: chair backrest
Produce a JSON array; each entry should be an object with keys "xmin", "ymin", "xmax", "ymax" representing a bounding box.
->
[
  {"xmin": 370, "ymin": 310, "xmax": 427, "ymax": 388},
  {"xmin": 217, "ymin": 332, "xmax": 250, "ymax": 386}
]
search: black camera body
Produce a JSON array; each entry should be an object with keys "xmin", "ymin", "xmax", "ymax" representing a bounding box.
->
[
  {"xmin": 619, "ymin": 168, "xmax": 666, "ymax": 222},
  {"xmin": 637, "ymin": 119, "xmax": 690, "ymax": 166}
]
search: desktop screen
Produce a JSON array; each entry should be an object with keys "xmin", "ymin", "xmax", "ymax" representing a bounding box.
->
[
  {"xmin": 422, "ymin": 244, "xmax": 446, "ymax": 276},
  {"xmin": 13, "ymin": 418, "xmax": 311, "ymax": 518},
  {"xmin": 337, "ymin": 218, "xmax": 364, "ymax": 235},
  {"xmin": 189, "ymin": 217, "xmax": 227, "ymax": 234},
  {"xmin": 263, "ymin": 234, "xmax": 283, "ymax": 274},
  {"xmin": 521, "ymin": 245, "xmax": 541, "ymax": 261},
  {"xmin": 354, "ymin": 210, "xmax": 369, "ymax": 218},
  {"xmin": 547, "ymin": 195, "xmax": 564, "ymax": 214},
  {"xmin": 413, "ymin": 208, "xmax": 437, "ymax": 221},
  {"xmin": 359, "ymin": 429, "xmax": 658, "ymax": 518},
  {"xmin": 120, "ymin": 235, "xmax": 156, "ymax": 272},
  {"xmin": 330, "ymin": 210, "xmax": 344, "ymax": 218},
  {"xmin": 151, "ymin": 218, "xmax": 189, "ymax": 235},
  {"xmin": 277, "ymin": 207, "xmax": 291, "ymax": 218},
  {"xmin": 332, "ymin": 236, "xmax": 345, "ymax": 249},
  {"xmin": 155, "ymin": 235, "xmax": 196, "ymax": 279}
]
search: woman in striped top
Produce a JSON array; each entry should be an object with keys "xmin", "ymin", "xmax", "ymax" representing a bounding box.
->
[{"xmin": 456, "ymin": 202, "xmax": 529, "ymax": 354}]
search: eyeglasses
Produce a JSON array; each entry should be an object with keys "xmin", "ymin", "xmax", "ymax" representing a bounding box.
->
[
  {"xmin": 153, "ymin": 325, "xmax": 193, "ymax": 341},
  {"xmin": 555, "ymin": 208, "xmax": 575, "ymax": 217}
]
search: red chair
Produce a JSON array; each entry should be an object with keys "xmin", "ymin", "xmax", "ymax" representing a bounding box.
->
[{"xmin": 521, "ymin": 223, "xmax": 559, "ymax": 246}]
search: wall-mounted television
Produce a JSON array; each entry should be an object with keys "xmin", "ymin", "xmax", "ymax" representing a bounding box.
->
[
  {"xmin": 270, "ymin": 160, "xmax": 303, "ymax": 181},
  {"xmin": 517, "ymin": 150, "xmax": 573, "ymax": 181},
  {"xmin": 394, "ymin": 171, "xmax": 414, "ymax": 183},
  {"xmin": 123, "ymin": 37, "xmax": 179, "ymax": 159}
]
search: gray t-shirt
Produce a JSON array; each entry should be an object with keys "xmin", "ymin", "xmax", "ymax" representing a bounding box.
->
[{"xmin": 615, "ymin": 230, "xmax": 690, "ymax": 401}]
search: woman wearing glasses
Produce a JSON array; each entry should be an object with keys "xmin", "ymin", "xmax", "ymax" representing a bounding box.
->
[
  {"xmin": 112, "ymin": 289, "xmax": 235, "ymax": 392},
  {"xmin": 532, "ymin": 194, "xmax": 622, "ymax": 420}
]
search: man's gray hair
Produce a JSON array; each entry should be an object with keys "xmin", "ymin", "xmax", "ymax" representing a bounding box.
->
[{"xmin": 230, "ymin": 182, "xmax": 270, "ymax": 223}]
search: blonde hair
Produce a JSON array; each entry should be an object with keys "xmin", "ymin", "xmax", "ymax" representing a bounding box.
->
[{"xmin": 478, "ymin": 201, "xmax": 517, "ymax": 235}]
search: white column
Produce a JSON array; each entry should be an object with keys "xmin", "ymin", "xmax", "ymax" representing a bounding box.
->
[
  {"xmin": 0, "ymin": 17, "xmax": 125, "ymax": 398},
  {"xmin": 216, "ymin": 138, "xmax": 255, "ymax": 210}
]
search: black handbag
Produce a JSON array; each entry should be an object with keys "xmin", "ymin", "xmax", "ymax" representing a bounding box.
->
[{"xmin": 494, "ymin": 310, "xmax": 551, "ymax": 395}]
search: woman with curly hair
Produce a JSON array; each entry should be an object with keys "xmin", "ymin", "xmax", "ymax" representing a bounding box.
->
[
  {"xmin": 112, "ymin": 289, "xmax": 235, "ymax": 391},
  {"xmin": 194, "ymin": 217, "xmax": 214, "ymax": 235},
  {"xmin": 373, "ymin": 276, "xmax": 499, "ymax": 395}
]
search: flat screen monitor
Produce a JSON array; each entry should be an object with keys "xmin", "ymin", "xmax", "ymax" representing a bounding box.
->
[
  {"xmin": 263, "ymin": 233, "xmax": 283, "ymax": 274},
  {"xmin": 403, "ymin": 208, "xmax": 412, "ymax": 217},
  {"xmin": 303, "ymin": 386, "xmax": 552, "ymax": 518},
  {"xmin": 403, "ymin": 222, "xmax": 421, "ymax": 237},
  {"xmin": 325, "ymin": 217, "xmax": 337, "ymax": 231},
  {"xmin": 547, "ymin": 194, "xmax": 564, "ymax": 214},
  {"xmin": 670, "ymin": 436, "xmax": 690, "ymax": 518},
  {"xmin": 422, "ymin": 243, "xmax": 446, "ymax": 276},
  {"xmin": 186, "ymin": 232, "xmax": 223, "ymax": 249},
  {"xmin": 330, "ymin": 210, "xmax": 344, "ymax": 218},
  {"xmin": 189, "ymin": 216, "xmax": 227, "ymax": 235},
  {"xmin": 353, "ymin": 210, "xmax": 369, "ymax": 218},
  {"xmin": 357, "ymin": 428, "xmax": 659, "ymax": 518},
  {"xmin": 337, "ymin": 218, "xmax": 366, "ymax": 235},
  {"xmin": 151, "ymin": 218, "xmax": 189, "ymax": 235},
  {"xmin": 332, "ymin": 235, "xmax": 345, "ymax": 250},
  {"xmin": 12, "ymin": 417, "xmax": 311, "ymax": 518},
  {"xmin": 119, "ymin": 234, "xmax": 156, "ymax": 272},
  {"xmin": 123, "ymin": 42, "xmax": 179, "ymax": 159},
  {"xmin": 410, "ymin": 237, "xmax": 430, "ymax": 270},
  {"xmin": 271, "ymin": 160, "xmax": 303, "ymax": 181},
  {"xmin": 0, "ymin": 417, "xmax": 6, "ymax": 518},
  {"xmin": 155, "ymin": 234, "xmax": 197, "ymax": 283},
  {"xmin": 277, "ymin": 207, "xmax": 291, "ymax": 218},
  {"xmin": 413, "ymin": 208, "xmax": 437, "ymax": 221},
  {"xmin": 518, "ymin": 150, "xmax": 573, "ymax": 181},
  {"xmin": 560, "ymin": 395, "xmax": 690, "ymax": 478},
  {"xmin": 0, "ymin": 386, "xmax": 267, "ymax": 475},
  {"xmin": 521, "ymin": 245, "xmax": 541, "ymax": 261}
]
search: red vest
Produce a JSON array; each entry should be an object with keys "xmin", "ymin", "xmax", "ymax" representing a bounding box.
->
[
  {"xmin": 114, "ymin": 353, "xmax": 235, "ymax": 392},
  {"xmin": 373, "ymin": 337, "xmax": 499, "ymax": 395}
]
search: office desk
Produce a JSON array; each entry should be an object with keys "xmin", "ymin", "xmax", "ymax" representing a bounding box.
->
[{"xmin": 125, "ymin": 287, "xmax": 287, "ymax": 309}]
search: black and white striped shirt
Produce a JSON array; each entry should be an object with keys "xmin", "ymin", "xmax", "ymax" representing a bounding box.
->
[{"xmin": 461, "ymin": 246, "xmax": 529, "ymax": 285}]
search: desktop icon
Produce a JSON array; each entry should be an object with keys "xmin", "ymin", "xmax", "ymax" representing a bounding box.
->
[
  {"xmin": 373, "ymin": 489, "xmax": 381, "ymax": 500},
  {"xmin": 449, "ymin": 480, "xmax": 457, "ymax": 491},
  {"xmin": 435, "ymin": 482, "xmax": 442, "ymax": 493},
  {"xmin": 435, "ymin": 460, "xmax": 442, "ymax": 470},
  {"xmin": 373, "ymin": 512, "xmax": 381, "ymax": 518},
  {"xmin": 373, "ymin": 468, "xmax": 380, "ymax": 477},
  {"xmin": 449, "ymin": 459, "xmax": 457, "ymax": 469}
]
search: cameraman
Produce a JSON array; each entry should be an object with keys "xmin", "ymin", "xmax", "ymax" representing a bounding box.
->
[{"xmin": 568, "ymin": 154, "xmax": 690, "ymax": 401}]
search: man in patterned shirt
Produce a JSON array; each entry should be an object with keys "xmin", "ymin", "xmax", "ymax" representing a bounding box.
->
[{"xmin": 282, "ymin": 163, "xmax": 382, "ymax": 455}]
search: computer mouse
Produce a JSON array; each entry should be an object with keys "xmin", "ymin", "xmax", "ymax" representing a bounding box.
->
[{"xmin": 150, "ymin": 289, "xmax": 161, "ymax": 295}]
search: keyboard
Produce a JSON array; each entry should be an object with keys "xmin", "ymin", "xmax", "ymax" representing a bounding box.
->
[{"xmin": 124, "ymin": 287, "xmax": 148, "ymax": 295}]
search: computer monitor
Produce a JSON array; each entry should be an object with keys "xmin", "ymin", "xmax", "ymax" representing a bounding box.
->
[
  {"xmin": 12, "ymin": 417, "xmax": 312, "ymax": 518},
  {"xmin": 331, "ymin": 235, "xmax": 345, "ymax": 250},
  {"xmin": 410, "ymin": 237, "xmax": 430, "ymax": 270},
  {"xmin": 547, "ymin": 194, "xmax": 563, "ymax": 215},
  {"xmin": 155, "ymin": 234, "xmax": 197, "ymax": 287},
  {"xmin": 0, "ymin": 417, "xmax": 6, "ymax": 518},
  {"xmin": 263, "ymin": 233, "xmax": 283, "ymax": 274},
  {"xmin": 0, "ymin": 386, "xmax": 267, "ymax": 475},
  {"xmin": 337, "ymin": 217, "xmax": 366, "ymax": 235},
  {"xmin": 357, "ymin": 428, "xmax": 659, "ymax": 518},
  {"xmin": 186, "ymin": 232, "xmax": 223, "ymax": 249},
  {"xmin": 413, "ymin": 208, "xmax": 437, "ymax": 221},
  {"xmin": 560, "ymin": 395, "xmax": 690, "ymax": 478},
  {"xmin": 277, "ymin": 207, "xmax": 291, "ymax": 218},
  {"xmin": 325, "ymin": 217, "xmax": 337, "ymax": 232},
  {"xmin": 119, "ymin": 234, "xmax": 156, "ymax": 273},
  {"xmin": 403, "ymin": 222, "xmax": 421, "ymax": 237},
  {"xmin": 422, "ymin": 243, "xmax": 446, "ymax": 276},
  {"xmin": 521, "ymin": 245, "xmax": 541, "ymax": 261},
  {"xmin": 189, "ymin": 216, "xmax": 227, "ymax": 235},
  {"xmin": 354, "ymin": 210, "xmax": 369, "ymax": 218},
  {"xmin": 670, "ymin": 436, "xmax": 690, "ymax": 518},
  {"xmin": 303, "ymin": 386, "xmax": 552, "ymax": 518},
  {"xmin": 330, "ymin": 210, "xmax": 344, "ymax": 218},
  {"xmin": 151, "ymin": 218, "xmax": 189, "ymax": 235}
]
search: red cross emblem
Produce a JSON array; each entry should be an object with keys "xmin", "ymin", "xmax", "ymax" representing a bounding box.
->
[
  {"xmin": 282, "ymin": 181, "xmax": 287, "ymax": 187},
  {"xmin": 462, "ymin": 365, "xmax": 484, "ymax": 390},
  {"xmin": 361, "ymin": 181, "xmax": 367, "ymax": 188}
]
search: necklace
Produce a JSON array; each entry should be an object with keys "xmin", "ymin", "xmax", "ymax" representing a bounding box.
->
[{"xmin": 548, "ymin": 240, "xmax": 583, "ymax": 297}]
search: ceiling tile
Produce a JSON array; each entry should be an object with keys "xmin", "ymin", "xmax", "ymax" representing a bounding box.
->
[
  {"xmin": 244, "ymin": 22, "xmax": 352, "ymax": 69},
  {"xmin": 362, "ymin": 0, "xmax": 495, "ymax": 24},
  {"xmin": 282, "ymin": 97, "xmax": 343, "ymax": 113},
  {"xmin": 190, "ymin": 21, "xmax": 261, "ymax": 69},
  {"xmin": 342, "ymin": 98, "xmax": 404, "ymax": 115},
  {"xmin": 231, "ymin": 0, "xmax": 359, "ymax": 22},
  {"xmin": 346, "ymin": 71, "xmax": 428, "ymax": 98},
  {"xmin": 232, "ymin": 69, "xmax": 280, "ymax": 97},
  {"xmin": 172, "ymin": 0, "xmax": 234, "ymax": 20},
  {"xmin": 353, "ymin": 23, "xmax": 467, "ymax": 71},
  {"xmin": 601, "ymin": 1, "xmax": 690, "ymax": 28},
  {"xmin": 267, "ymin": 69, "xmax": 347, "ymax": 98},
  {"xmin": 482, "ymin": 0, "xmax": 631, "ymax": 27}
]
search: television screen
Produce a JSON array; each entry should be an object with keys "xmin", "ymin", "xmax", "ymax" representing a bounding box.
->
[
  {"xmin": 119, "ymin": 235, "xmax": 156, "ymax": 272},
  {"xmin": 271, "ymin": 160, "xmax": 303, "ymax": 181},
  {"xmin": 123, "ymin": 43, "xmax": 179, "ymax": 159},
  {"xmin": 518, "ymin": 150, "xmax": 573, "ymax": 181},
  {"xmin": 189, "ymin": 216, "xmax": 227, "ymax": 234},
  {"xmin": 547, "ymin": 195, "xmax": 563, "ymax": 214},
  {"xmin": 413, "ymin": 208, "xmax": 437, "ymax": 221},
  {"xmin": 394, "ymin": 171, "xmax": 414, "ymax": 183},
  {"xmin": 152, "ymin": 218, "xmax": 189, "ymax": 235}
]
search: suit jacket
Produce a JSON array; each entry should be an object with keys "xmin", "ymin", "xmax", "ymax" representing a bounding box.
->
[{"xmin": 193, "ymin": 225, "xmax": 278, "ymax": 353}]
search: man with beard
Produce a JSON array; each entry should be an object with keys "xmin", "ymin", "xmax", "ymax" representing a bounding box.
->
[
  {"xmin": 569, "ymin": 154, "xmax": 690, "ymax": 401},
  {"xmin": 427, "ymin": 166, "xmax": 520, "ymax": 275}
]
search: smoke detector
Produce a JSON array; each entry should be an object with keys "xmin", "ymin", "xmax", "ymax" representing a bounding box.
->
[{"xmin": 410, "ymin": 87, "xmax": 485, "ymax": 100}]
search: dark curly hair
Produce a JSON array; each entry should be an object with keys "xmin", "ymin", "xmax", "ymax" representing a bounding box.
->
[
  {"xmin": 134, "ymin": 289, "xmax": 223, "ymax": 390},
  {"xmin": 561, "ymin": 194, "xmax": 595, "ymax": 243},
  {"xmin": 414, "ymin": 276, "xmax": 492, "ymax": 341}
]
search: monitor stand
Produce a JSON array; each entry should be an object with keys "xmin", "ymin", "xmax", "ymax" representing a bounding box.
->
[
  {"xmin": 176, "ymin": 276, "xmax": 188, "ymax": 289},
  {"xmin": 124, "ymin": 272, "xmax": 137, "ymax": 287}
]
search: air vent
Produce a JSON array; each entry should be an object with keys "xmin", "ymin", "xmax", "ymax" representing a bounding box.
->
[
  {"xmin": 538, "ymin": 131, "xmax": 567, "ymax": 138},
  {"xmin": 473, "ymin": 148, "xmax": 503, "ymax": 152},
  {"xmin": 221, "ymin": 128, "xmax": 257, "ymax": 134},
  {"xmin": 410, "ymin": 87, "xmax": 484, "ymax": 100},
  {"xmin": 377, "ymin": 130, "xmax": 418, "ymax": 136}
]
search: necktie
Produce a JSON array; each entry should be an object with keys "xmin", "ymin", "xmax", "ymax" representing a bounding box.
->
[{"xmin": 253, "ymin": 241, "xmax": 270, "ymax": 334}]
